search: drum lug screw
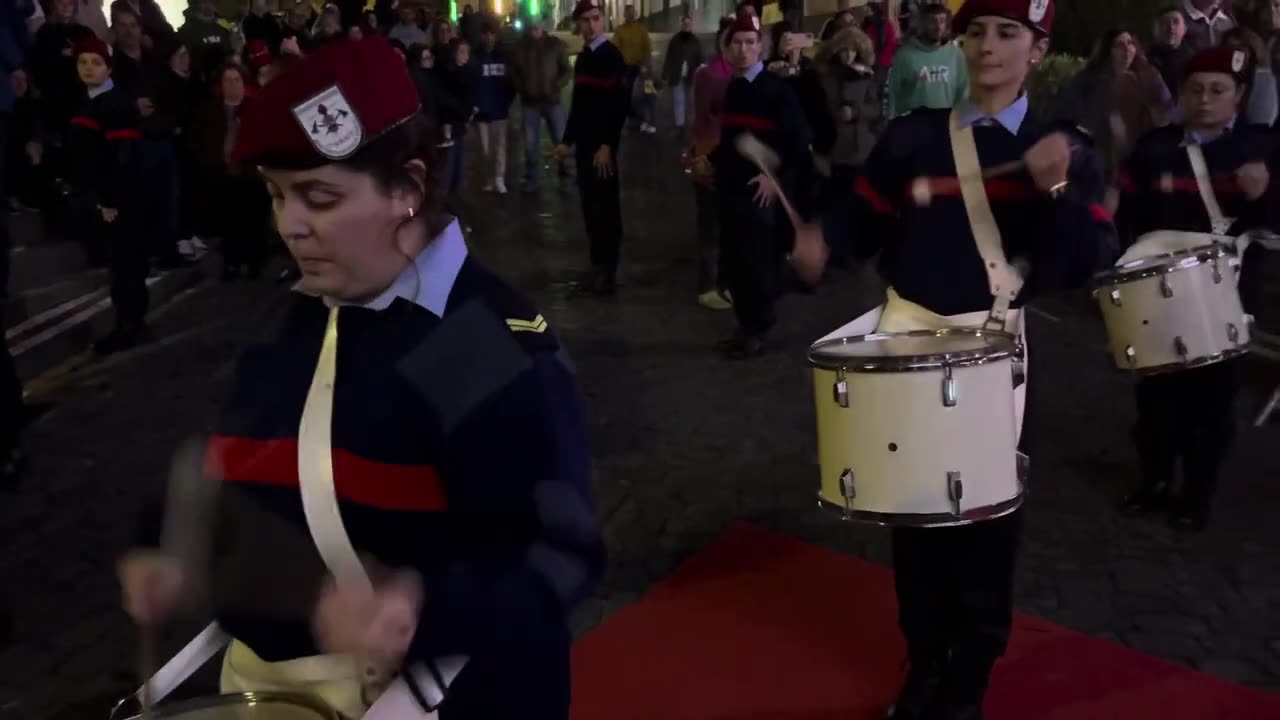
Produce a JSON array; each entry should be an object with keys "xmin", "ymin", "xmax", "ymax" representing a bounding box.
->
[
  {"xmin": 1124, "ymin": 345, "xmax": 1136, "ymax": 366},
  {"xmin": 833, "ymin": 368, "xmax": 849, "ymax": 408},
  {"xmin": 839, "ymin": 469, "xmax": 855, "ymax": 518},
  {"xmin": 1213, "ymin": 260, "xmax": 1223, "ymax": 284},
  {"xmin": 1160, "ymin": 276, "xmax": 1174, "ymax": 298},
  {"xmin": 946, "ymin": 471, "xmax": 963, "ymax": 516},
  {"xmin": 1109, "ymin": 288, "xmax": 1122, "ymax": 307},
  {"xmin": 1227, "ymin": 323, "xmax": 1239, "ymax": 344},
  {"xmin": 1174, "ymin": 336, "xmax": 1188, "ymax": 357},
  {"xmin": 942, "ymin": 366, "xmax": 958, "ymax": 407},
  {"xmin": 1012, "ymin": 358, "xmax": 1026, "ymax": 389}
]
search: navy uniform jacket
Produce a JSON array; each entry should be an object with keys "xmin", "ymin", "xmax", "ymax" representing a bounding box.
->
[
  {"xmin": 851, "ymin": 100, "xmax": 1119, "ymax": 316},
  {"xmin": 141, "ymin": 221, "xmax": 603, "ymax": 718},
  {"xmin": 711, "ymin": 61, "xmax": 815, "ymax": 219},
  {"xmin": 65, "ymin": 85, "xmax": 142, "ymax": 212},
  {"xmin": 1117, "ymin": 122, "xmax": 1280, "ymax": 241},
  {"xmin": 562, "ymin": 36, "xmax": 628, "ymax": 157}
]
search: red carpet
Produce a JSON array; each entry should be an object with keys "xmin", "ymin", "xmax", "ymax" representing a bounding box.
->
[{"xmin": 570, "ymin": 523, "xmax": 1280, "ymax": 720}]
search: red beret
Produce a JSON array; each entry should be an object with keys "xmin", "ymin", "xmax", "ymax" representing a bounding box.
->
[
  {"xmin": 73, "ymin": 37, "xmax": 112, "ymax": 66},
  {"xmin": 245, "ymin": 39, "xmax": 273, "ymax": 71},
  {"xmin": 572, "ymin": 0, "xmax": 602, "ymax": 18},
  {"xmin": 953, "ymin": 0, "xmax": 1054, "ymax": 36},
  {"xmin": 729, "ymin": 14, "xmax": 761, "ymax": 35},
  {"xmin": 233, "ymin": 35, "xmax": 419, "ymax": 168},
  {"xmin": 1182, "ymin": 46, "xmax": 1249, "ymax": 84}
]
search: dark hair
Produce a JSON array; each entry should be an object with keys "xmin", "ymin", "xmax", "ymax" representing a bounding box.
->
[
  {"xmin": 1086, "ymin": 27, "xmax": 1146, "ymax": 73},
  {"xmin": 338, "ymin": 114, "xmax": 444, "ymax": 222},
  {"xmin": 770, "ymin": 20, "xmax": 793, "ymax": 54},
  {"xmin": 920, "ymin": 3, "xmax": 950, "ymax": 17},
  {"xmin": 110, "ymin": 4, "xmax": 141, "ymax": 25}
]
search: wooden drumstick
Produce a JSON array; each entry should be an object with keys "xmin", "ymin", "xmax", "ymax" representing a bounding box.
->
[
  {"xmin": 910, "ymin": 159, "xmax": 1025, "ymax": 206},
  {"xmin": 733, "ymin": 133, "xmax": 804, "ymax": 228}
]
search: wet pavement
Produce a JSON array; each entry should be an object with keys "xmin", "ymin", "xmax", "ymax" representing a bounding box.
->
[{"xmin": 2, "ymin": 116, "xmax": 1280, "ymax": 718}]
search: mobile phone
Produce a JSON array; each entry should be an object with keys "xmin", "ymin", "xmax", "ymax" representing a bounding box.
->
[{"xmin": 790, "ymin": 32, "xmax": 815, "ymax": 49}]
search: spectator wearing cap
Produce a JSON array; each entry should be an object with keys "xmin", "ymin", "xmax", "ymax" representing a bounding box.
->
[
  {"xmin": 109, "ymin": 0, "xmax": 175, "ymax": 49},
  {"xmin": 508, "ymin": 14, "xmax": 572, "ymax": 192},
  {"xmin": 31, "ymin": 0, "xmax": 97, "ymax": 164},
  {"xmin": 1149, "ymin": 3, "xmax": 1193, "ymax": 97},
  {"xmin": 117, "ymin": 33, "xmax": 601, "ymax": 720},
  {"xmin": 65, "ymin": 36, "xmax": 150, "ymax": 354},
  {"xmin": 241, "ymin": 0, "xmax": 284, "ymax": 55},
  {"xmin": 1114, "ymin": 44, "xmax": 1276, "ymax": 532},
  {"xmin": 552, "ymin": 0, "xmax": 629, "ymax": 296},
  {"xmin": 703, "ymin": 13, "xmax": 815, "ymax": 360},
  {"xmin": 826, "ymin": 0, "xmax": 1119, "ymax": 715},
  {"xmin": 177, "ymin": 0, "xmax": 232, "ymax": 88},
  {"xmin": 473, "ymin": 21, "xmax": 514, "ymax": 194},
  {"xmin": 1220, "ymin": 26, "xmax": 1278, "ymax": 126}
]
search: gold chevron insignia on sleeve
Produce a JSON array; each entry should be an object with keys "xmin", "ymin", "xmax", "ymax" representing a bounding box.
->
[{"xmin": 505, "ymin": 314, "xmax": 548, "ymax": 333}]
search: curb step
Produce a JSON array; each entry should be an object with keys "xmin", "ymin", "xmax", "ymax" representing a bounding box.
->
[{"xmin": 8, "ymin": 263, "xmax": 208, "ymax": 381}]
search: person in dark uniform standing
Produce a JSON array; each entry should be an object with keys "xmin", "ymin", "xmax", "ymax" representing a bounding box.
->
[
  {"xmin": 117, "ymin": 35, "xmax": 603, "ymax": 719},
  {"xmin": 1114, "ymin": 46, "xmax": 1277, "ymax": 531},
  {"xmin": 0, "ymin": 333, "xmax": 21, "ymax": 486},
  {"xmin": 66, "ymin": 36, "xmax": 148, "ymax": 355},
  {"xmin": 791, "ymin": 0, "xmax": 1117, "ymax": 716},
  {"xmin": 697, "ymin": 14, "xmax": 814, "ymax": 359},
  {"xmin": 553, "ymin": 0, "xmax": 628, "ymax": 297}
]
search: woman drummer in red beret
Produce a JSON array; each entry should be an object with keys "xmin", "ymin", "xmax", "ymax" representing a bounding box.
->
[{"xmin": 117, "ymin": 35, "xmax": 602, "ymax": 720}]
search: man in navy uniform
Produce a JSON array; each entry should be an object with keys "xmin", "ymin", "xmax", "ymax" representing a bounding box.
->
[
  {"xmin": 699, "ymin": 13, "xmax": 814, "ymax": 359},
  {"xmin": 553, "ymin": 0, "xmax": 629, "ymax": 296}
]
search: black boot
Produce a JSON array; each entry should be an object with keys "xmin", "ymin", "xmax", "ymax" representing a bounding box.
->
[
  {"xmin": 884, "ymin": 654, "xmax": 947, "ymax": 720},
  {"xmin": 1120, "ymin": 426, "xmax": 1176, "ymax": 515},
  {"xmin": 715, "ymin": 329, "xmax": 766, "ymax": 360},
  {"xmin": 928, "ymin": 659, "xmax": 992, "ymax": 720}
]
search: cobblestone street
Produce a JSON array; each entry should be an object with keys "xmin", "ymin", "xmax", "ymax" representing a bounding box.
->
[{"xmin": 2, "ymin": 124, "xmax": 1279, "ymax": 718}]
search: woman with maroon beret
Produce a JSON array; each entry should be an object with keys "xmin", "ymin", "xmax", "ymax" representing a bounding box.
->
[{"xmin": 116, "ymin": 35, "xmax": 601, "ymax": 720}]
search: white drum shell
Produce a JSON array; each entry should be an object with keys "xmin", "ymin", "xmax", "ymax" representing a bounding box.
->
[
  {"xmin": 119, "ymin": 692, "xmax": 339, "ymax": 720},
  {"xmin": 1095, "ymin": 249, "xmax": 1250, "ymax": 374},
  {"xmin": 812, "ymin": 356, "xmax": 1022, "ymax": 526}
]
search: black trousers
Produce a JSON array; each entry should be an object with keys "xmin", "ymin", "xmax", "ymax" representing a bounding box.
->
[
  {"xmin": 219, "ymin": 174, "xmax": 271, "ymax": 274},
  {"xmin": 575, "ymin": 147, "xmax": 622, "ymax": 277},
  {"xmin": 692, "ymin": 181, "xmax": 722, "ymax": 294},
  {"xmin": 105, "ymin": 212, "xmax": 151, "ymax": 331},
  {"xmin": 0, "ymin": 332, "xmax": 20, "ymax": 461},
  {"xmin": 719, "ymin": 193, "xmax": 782, "ymax": 334},
  {"xmin": 891, "ymin": 509, "xmax": 1023, "ymax": 691},
  {"xmin": 1133, "ymin": 360, "xmax": 1239, "ymax": 514}
]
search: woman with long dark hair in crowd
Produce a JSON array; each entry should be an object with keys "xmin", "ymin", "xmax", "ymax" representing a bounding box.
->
[{"xmin": 437, "ymin": 36, "xmax": 476, "ymax": 195}]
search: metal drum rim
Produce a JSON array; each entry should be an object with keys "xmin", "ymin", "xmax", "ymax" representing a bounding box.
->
[
  {"xmin": 1127, "ymin": 345, "xmax": 1250, "ymax": 376},
  {"xmin": 807, "ymin": 328, "xmax": 1019, "ymax": 372},
  {"xmin": 816, "ymin": 490, "xmax": 1024, "ymax": 528},
  {"xmin": 1093, "ymin": 243, "xmax": 1233, "ymax": 286},
  {"xmin": 117, "ymin": 691, "xmax": 341, "ymax": 720}
]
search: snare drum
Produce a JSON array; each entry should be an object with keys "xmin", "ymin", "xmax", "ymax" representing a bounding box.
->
[
  {"xmin": 1093, "ymin": 243, "xmax": 1250, "ymax": 374},
  {"xmin": 809, "ymin": 329, "xmax": 1026, "ymax": 527},
  {"xmin": 118, "ymin": 692, "xmax": 340, "ymax": 720}
]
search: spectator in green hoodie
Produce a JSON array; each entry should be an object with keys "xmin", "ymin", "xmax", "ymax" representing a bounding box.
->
[{"xmin": 885, "ymin": 3, "xmax": 967, "ymax": 118}]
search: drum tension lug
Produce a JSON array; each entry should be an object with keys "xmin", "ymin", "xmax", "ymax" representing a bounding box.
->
[
  {"xmin": 1212, "ymin": 260, "xmax": 1223, "ymax": 285},
  {"xmin": 839, "ymin": 469, "xmax": 855, "ymax": 517},
  {"xmin": 1227, "ymin": 323, "xmax": 1239, "ymax": 344},
  {"xmin": 946, "ymin": 471, "xmax": 963, "ymax": 516},
  {"xmin": 833, "ymin": 368, "xmax": 849, "ymax": 408},
  {"xmin": 1160, "ymin": 276, "xmax": 1174, "ymax": 298},
  {"xmin": 942, "ymin": 366, "xmax": 958, "ymax": 407},
  {"xmin": 1108, "ymin": 288, "xmax": 1122, "ymax": 307},
  {"xmin": 1174, "ymin": 336, "xmax": 1188, "ymax": 358},
  {"xmin": 1124, "ymin": 345, "xmax": 1136, "ymax": 367}
]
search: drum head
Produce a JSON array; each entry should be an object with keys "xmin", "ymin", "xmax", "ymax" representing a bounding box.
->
[
  {"xmin": 127, "ymin": 693, "xmax": 339, "ymax": 720},
  {"xmin": 808, "ymin": 328, "xmax": 1017, "ymax": 371},
  {"xmin": 1100, "ymin": 242, "xmax": 1230, "ymax": 283}
]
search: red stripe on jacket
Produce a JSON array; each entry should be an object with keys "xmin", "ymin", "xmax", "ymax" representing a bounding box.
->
[
  {"xmin": 853, "ymin": 176, "xmax": 895, "ymax": 214},
  {"xmin": 721, "ymin": 113, "xmax": 775, "ymax": 131},
  {"xmin": 905, "ymin": 177, "xmax": 1040, "ymax": 202},
  {"xmin": 575, "ymin": 74, "xmax": 619, "ymax": 88},
  {"xmin": 70, "ymin": 116, "xmax": 102, "ymax": 130},
  {"xmin": 1153, "ymin": 176, "xmax": 1241, "ymax": 195},
  {"xmin": 207, "ymin": 435, "xmax": 448, "ymax": 512},
  {"xmin": 106, "ymin": 128, "xmax": 142, "ymax": 140}
]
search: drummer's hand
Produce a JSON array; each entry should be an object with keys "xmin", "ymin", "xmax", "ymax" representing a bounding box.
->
[
  {"xmin": 550, "ymin": 144, "xmax": 571, "ymax": 162},
  {"xmin": 118, "ymin": 549, "xmax": 187, "ymax": 627},
  {"xmin": 749, "ymin": 173, "xmax": 779, "ymax": 207},
  {"xmin": 790, "ymin": 222, "xmax": 828, "ymax": 288},
  {"xmin": 313, "ymin": 570, "xmax": 424, "ymax": 664},
  {"xmin": 1236, "ymin": 161, "xmax": 1269, "ymax": 201},
  {"xmin": 1023, "ymin": 132, "xmax": 1072, "ymax": 194}
]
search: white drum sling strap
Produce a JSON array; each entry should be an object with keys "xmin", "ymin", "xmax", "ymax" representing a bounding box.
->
[{"xmin": 1185, "ymin": 143, "xmax": 1235, "ymax": 236}]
